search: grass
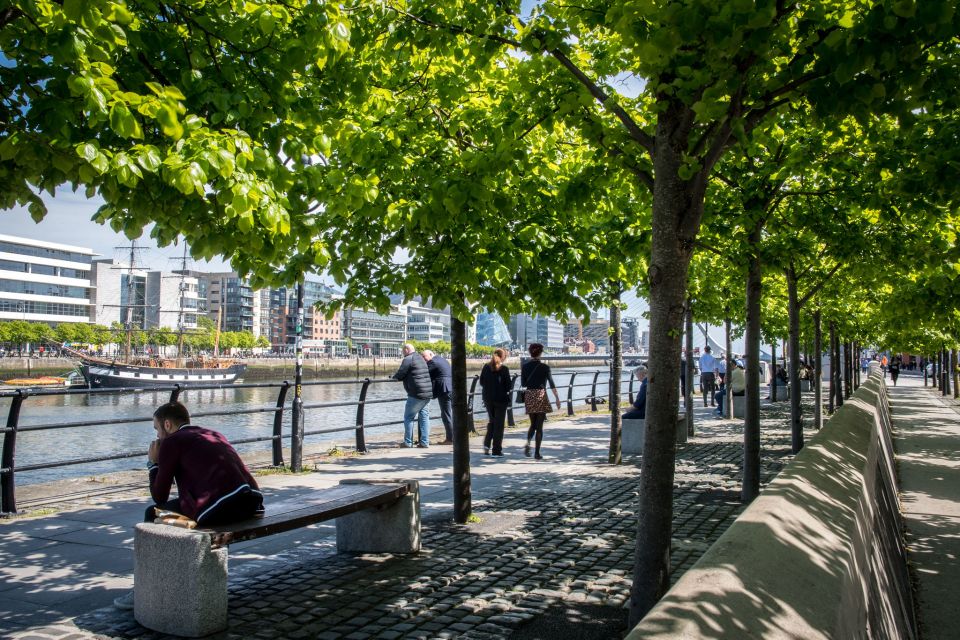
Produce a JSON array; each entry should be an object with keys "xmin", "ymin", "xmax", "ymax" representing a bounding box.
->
[{"xmin": 254, "ymin": 465, "xmax": 315, "ymax": 477}]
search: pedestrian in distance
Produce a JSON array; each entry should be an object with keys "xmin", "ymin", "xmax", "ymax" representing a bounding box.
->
[
  {"xmin": 145, "ymin": 401, "xmax": 263, "ymax": 526},
  {"xmin": 521, "ymin": 343, "xmax": 562, "ymax": 460},
  {"xmin": 699, "ymin": 346, "xmax": 717, "ymax": 407},
  {"xmin": 392, "ymin": 343, "xmax": 433, "ymax": 448},
  {"xmin": 479, "ymin": 348, "xmax": 512, "ymax": 456},
  {"xmin": 889, "ymin": 358, "xmax": 900, "ymax": 386},
  {"xmin": 422, "ymin": 349, "xmax": 453, "ymax": 445},
  {"xmin": 622, "ymin": 365, "xmax": 648, "ymax": 420}
]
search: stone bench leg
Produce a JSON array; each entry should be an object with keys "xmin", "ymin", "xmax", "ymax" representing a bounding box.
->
[
  {"xmin": 733, "ymin": 395, "xmax": 746, "ymax": 418},
  {"xmin": 621, "ymin": 418, "xmax": 645, "ymax": 455},
  {"xmin": 336, "ymin": 480, "xmax": 421, "ymax": 554},
  {"xmin": 134, "ymin": 523, "xmax": 228, "ymax": 637}
]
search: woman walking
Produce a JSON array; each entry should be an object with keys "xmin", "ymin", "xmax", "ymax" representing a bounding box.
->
[
  {"xmin": 479, "ymin": 348, "xmax": 512, "ymax": 456},
  {"xmin": 521, "ymin": 343, "xmax": 562, "ymax": 459}
]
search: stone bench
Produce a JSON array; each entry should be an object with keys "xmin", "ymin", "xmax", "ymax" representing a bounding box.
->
[
  {"xmin": 622, "ymin": 412, "xmax": 687, "ymax": 454},
  {"xmin": 732, "ymin": 393, "xmax": 746, "ymax": 418},
  {"xmin": 134, "ymin": 479, "xmax": 420, "ymax": 637}
]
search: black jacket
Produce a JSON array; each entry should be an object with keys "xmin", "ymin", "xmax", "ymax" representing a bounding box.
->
[
  {"xmin": 521, "ymin": 358, "xmax": 556, "ymax": 390},
  {"xmin": 393, "ymin": 352, "xmax": 433, "ymax": 400},
  {"xmin": 426, "ymin": 355, "xmax": 453, "ymax": 398},
  {"xmin": 479, "ymin": 362, "xmax": 512, "ymax": 406}
]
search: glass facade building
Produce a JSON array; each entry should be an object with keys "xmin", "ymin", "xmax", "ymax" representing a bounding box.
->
[{"xmin": 0, "ymin": 234, "xmax": 95, "ymax": 324}]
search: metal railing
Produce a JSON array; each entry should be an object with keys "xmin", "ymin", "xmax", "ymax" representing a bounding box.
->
[{"xmin": 0, "ymin": 370, "xmax": 636, "ymax": 514}]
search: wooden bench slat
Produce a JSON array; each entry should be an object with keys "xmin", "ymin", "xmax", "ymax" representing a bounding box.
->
[{"xmin": 200, "ymin": 483, "xmax": 409, "ymax": 548}]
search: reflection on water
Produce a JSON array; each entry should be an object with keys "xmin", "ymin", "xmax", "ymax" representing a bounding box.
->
[{"xmin": 1, "ymin": 367, "xmax": 632, "ymax": 485}]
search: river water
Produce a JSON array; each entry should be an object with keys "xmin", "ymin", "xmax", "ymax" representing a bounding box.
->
[{"xmin": 2, "ymin": 367, "xmax": 636, "ymax": 486}]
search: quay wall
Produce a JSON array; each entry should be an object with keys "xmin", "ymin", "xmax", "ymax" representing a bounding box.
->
[{"xmin": 628, "ymin": 366, "xmax": 916, "ymax": 639}]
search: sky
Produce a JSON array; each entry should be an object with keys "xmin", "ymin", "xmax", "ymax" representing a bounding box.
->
[{"xmin": 2, "ymin": 187, "xmax": 230, "ymax": 271}]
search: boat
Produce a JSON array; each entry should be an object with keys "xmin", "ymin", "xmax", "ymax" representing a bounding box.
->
[
  {"xmin": 61, "ymin": 240, "xmax": 247, "ymax": 389},
  {"xmin": 2, "ymin": 369, "xmax": 87, "ymax": 388},
  {"xmin": 62, "ymin": 346, "xmax": 246, "ymax": 389}
]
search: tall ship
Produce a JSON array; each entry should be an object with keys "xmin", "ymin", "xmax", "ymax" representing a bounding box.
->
[
  {"xmin": 66, "ymin": 240, "xmax": 246, "ymax": 388},
  {"xmin": 69, "ymin": 349, "xmax": 246, "ymax": 388}
]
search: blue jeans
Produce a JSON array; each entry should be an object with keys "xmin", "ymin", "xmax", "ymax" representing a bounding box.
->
[{"xmin": 404, "ymin": 397, "xmax": 431, "ymax": 446}]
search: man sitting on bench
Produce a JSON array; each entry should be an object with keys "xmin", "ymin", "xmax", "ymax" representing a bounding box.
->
[{"xmin": 146, "ymin": 401, "xmax": 264, "ymax": 526}]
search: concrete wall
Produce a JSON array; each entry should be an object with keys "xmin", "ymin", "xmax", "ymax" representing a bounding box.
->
[{"xmin": 628, "ymin": 367, "xmax": 916, "ymax": 639}]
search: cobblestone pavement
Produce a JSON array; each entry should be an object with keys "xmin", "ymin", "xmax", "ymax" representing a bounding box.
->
[{"xmin": 12, "ymin": 400, "xmax": 808, "ymax": 640}]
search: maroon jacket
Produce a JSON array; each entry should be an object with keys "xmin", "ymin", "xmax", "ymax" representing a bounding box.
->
[{"xmin": 149, "ymin": 425, "xmax": 261, "ymax": 521}]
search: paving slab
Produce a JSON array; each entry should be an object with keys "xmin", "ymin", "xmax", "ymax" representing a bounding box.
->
[
  {"xmin": 890, "ymin": 375, "xmax": 960, "ymax": 640},
  {"xmin": 0, "ymin": 393, "xmax": 877, "ymax": 639}
]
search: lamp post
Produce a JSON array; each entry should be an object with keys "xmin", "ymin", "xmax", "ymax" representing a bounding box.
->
[{"xmin": 290, "ymin": 281, "xmax": 305, "ymax": 471}]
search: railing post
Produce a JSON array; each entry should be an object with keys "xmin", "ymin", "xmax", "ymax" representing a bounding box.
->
[
  {"xmin": 507, "ymin": 374, "xmax": 518, "ymax": 427},
  {"xmin": 355, "ymin": 378, "xmax": 371, "ymax": 453},
  {"xmin": 169, "ymin": 384, "xmax": 182, "ymax": 403},
  {"xmin": 1, "ymin": 390, "xmax": 26, "ymax": 514},
  {"xmin": 567, "ymin": 372, "xmax": 577, "ymax": 416},
  {"xmin": 590, "ymin": 371, "xmax": 601, "ymax": 411},
  {"xmin": 272, "ymin": 382, "xmax": 290, "ymax": 466},
  {"xmin": 467, "ymin": 375, "xmax": 480, "ymax": 434},
  {"xmin": 628, "ymin": 372, "xmax": 635, "ymax": 405}
]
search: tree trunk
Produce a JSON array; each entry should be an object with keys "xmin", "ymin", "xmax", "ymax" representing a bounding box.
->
[
  {"xmin": 813, "ymin": 310, "xmax": 822, "ymax": 430},
  {"xmin": 725, "ymin": 317, "xmax": 733, "ymax": 419},
  {"xmin": 844, "ymin": 341, "xmax": 853, "ymax": 399},
  {"xmin": 950, "ymin": 349, "xmax": 960, "ymax": 398},
  {"xmin": 834, "ymin": 330, "xmax": 844, "ymax": 408},
  {"xmin": 853, "ymin": 341, "xmax": 860, "ymax": 390},
  {"xmin": 786, "ymin": 265, "xmax": 802, "ymax": 453},
  {"xmin": 770, "ymin": 342, "xmax": 778, "ymax": 402},
  {"xmin": 943, "ymin": 347, "xmax": 950, "ymax": 396},
  {"xmin": 828, "ymin": 321, "xmax": 836, "ymax": 414},
  {"xmin": 609, "ymin": 300, "xmax": 623, "ymax": 465},
  {"xmin": 685, "ymin": 297, "xmax": 694, "ymax": 437},
  {"xmin": 629, "ymin": 118, "xmax": 704, "ymax": 625},
  {"xmin": 742, "ymin": 222, "xmax": 762, "ymax": 503},
  {"xmin": 450, "ymin": 317, "xmax": 471, "ymax": 524}
]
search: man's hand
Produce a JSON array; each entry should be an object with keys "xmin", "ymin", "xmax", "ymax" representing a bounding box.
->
[{"xmin": 148, "ymin": 439, "xmax": 160, "ymax": 464}]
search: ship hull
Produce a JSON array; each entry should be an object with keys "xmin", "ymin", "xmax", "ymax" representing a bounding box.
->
[{"xmin": 80, "ymin": 362, "xmax": 247, "ymax": 388}]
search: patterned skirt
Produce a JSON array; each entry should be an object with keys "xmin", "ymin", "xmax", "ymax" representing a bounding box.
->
[{"xmin": 524, "ymin": 388, "xmax": 553, "ymax": 414}]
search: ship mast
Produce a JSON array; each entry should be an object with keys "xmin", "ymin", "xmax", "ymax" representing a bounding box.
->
[{"xmin": 124, "ymin": 240, "xmax": 136, "ymax": 363}]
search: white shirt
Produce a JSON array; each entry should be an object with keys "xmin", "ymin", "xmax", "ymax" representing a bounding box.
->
[
  {"xmin": 716, "ymin": 358, "xmax": 727, "ymax": 374},
  {"xmin": 699, "ymin": 353, "xmax": 716, "ymax": 374}
]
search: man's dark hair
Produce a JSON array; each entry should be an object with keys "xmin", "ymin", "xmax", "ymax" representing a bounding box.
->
[
  {"xmin": 528, "ymin": 343, "xmax": 544, "ymax": 357},
  {"xmin": 153, "ymin": 401, "xmax": 190, "ymax": 426}
]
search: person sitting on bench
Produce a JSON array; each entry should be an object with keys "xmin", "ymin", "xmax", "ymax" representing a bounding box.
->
[
  {"xmin": 145, "ymin": 401, "xmax": 264, "ymax": 525},
  {"xmin": 623, "ymin": 366, "xmax": 648, "ymax": 420}
]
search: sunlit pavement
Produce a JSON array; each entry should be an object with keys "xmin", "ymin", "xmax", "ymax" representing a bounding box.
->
[{"xmin": 5, "ymin": 378, "xmax": 949, "ymax": 639}]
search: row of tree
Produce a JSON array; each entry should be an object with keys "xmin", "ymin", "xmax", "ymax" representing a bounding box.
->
[
  {"xmin": 4, "ymin": 0, "xmax": 959, "ymax": 626},
  {"xmin": 0, "ymin": 319, "xmax": 269, "ymax": 355}
]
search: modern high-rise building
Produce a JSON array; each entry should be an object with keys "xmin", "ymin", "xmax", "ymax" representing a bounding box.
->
[
  {"xmin": 404, "ymin": 302, "xmax": 450, "ymax": 343},
  {"xmin": 0, "ymin": 234, "xmax": 95, "ymax": 324},
  {"xmin": 343, "ymin": 306, "xmax": 407, "ymax": 357},
  {"xmin": 475, "ymin": 311, "xmax": 511, "ymax": 346},
  {"xmin": 582, "ymin": 315, "xmax": 611, "ymax": 351},
  {"xmin": 90, "ymin": 258, "xmax": 148, "ymax": 328},
  {"xmin": 509, "ymin": 313, "xmax": 563, "ymax": 351},
  {"xmin": 144, "ymin": 271, "xmax": 201, "ymax": 331},
  {"xmin": 276, "ymin": 281, "xmax": 345, "ymax": 352},
  {"xmin": 198, "ymin": 272, "xmax": 257, "ymax": 334},
  {"xmin": 622, "ymin": 316, "xmax": 641, "ymax": 351}
]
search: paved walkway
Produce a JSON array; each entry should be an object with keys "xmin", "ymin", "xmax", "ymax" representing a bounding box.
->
[
  {"xmin": 1, "ymin": 397, "xmax": 798, "ymax": 640},
  {"xmin": 890, "ymin": 374, "xmax": 960, "ymax": 640},
  {"xmin": 5, "ymin": 373, "xmax": 955, "ymax": 640}
]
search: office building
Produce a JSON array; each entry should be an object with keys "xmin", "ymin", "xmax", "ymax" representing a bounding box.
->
[
  {"xmin": 404, "ymin": 302, "xmax": 450, "ymax": 343},
  {"xmin": 0, "ymin": 234, "xmax": 95, "ymax": 324},
  {"xmin": 199, "ymin": 272, "xmax": 257, "ymax": 334},
  {"xmin": 144, "ymin": 271, "xmax": 201, "ymax": 331},
  {"xmin": 90, "ymin": 258, "xmax": 148, "ymax": 328},
  {"xmin": 475, "ymin": 311, "xmax": 511, "ymax": 346},
  {"xmin": 343, "ymin": 306, "xmax": 407, "ymax": 357}
]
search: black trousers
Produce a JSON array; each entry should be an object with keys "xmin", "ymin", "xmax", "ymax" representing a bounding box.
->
[
  {"xmin": 145, "ymin": 489, "xmax": 263, "ymax": 525},
  {"xmin": 483, "ymin": 402, "xmax": 507, "ymax": 454}
]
